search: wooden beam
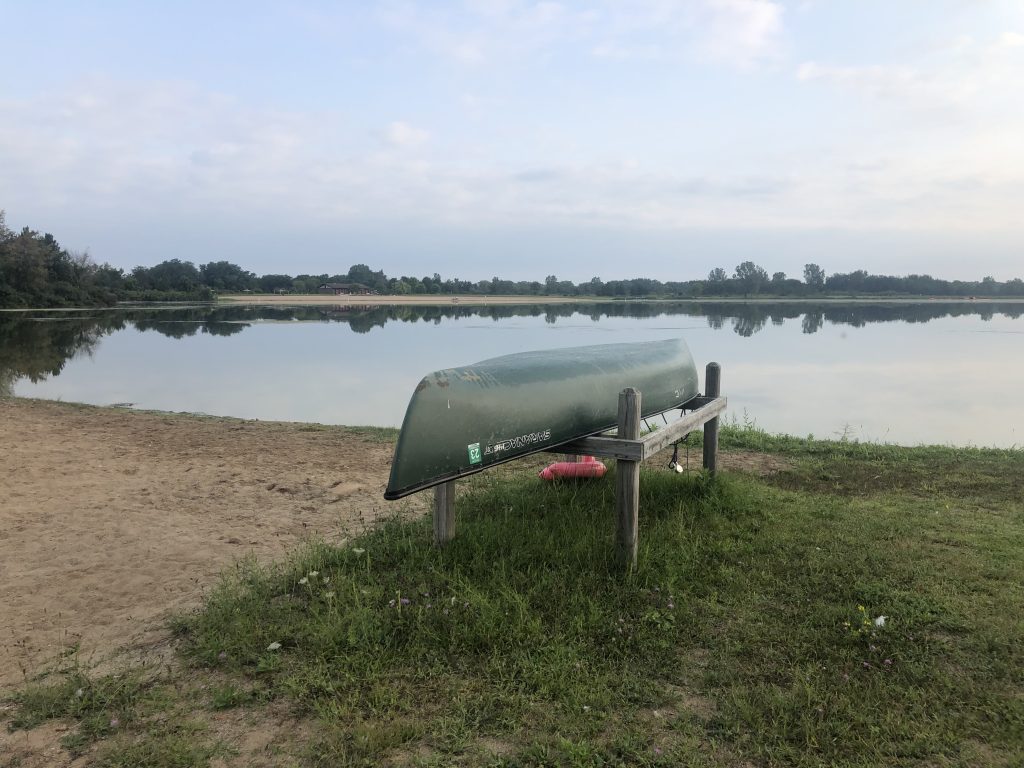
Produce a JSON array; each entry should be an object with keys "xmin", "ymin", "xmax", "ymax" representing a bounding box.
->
[
  {"xmin": 682, "ymin": 395, "xmax": 719, "ymax": 409},
  {"xmin": 550, "ymin": 435, "xmax": 644, "ymax": 461},
  {"xmin": 433, "ymin": 480, "xmax": 456, "ymax": 546},
  {"xmin": 550, "ymin": 397, "xmax": 726, "ymax": 461},
  {"xmin": 703, "ymin": 362, "xmax": 721, "ymax": 475},
  {"xmin": 615, "ymin": 388, "xmax": 642, "ymax": 571},
  {"xmin": 639, "ymin": 397, "xmax": 727, "ymax": 459}
]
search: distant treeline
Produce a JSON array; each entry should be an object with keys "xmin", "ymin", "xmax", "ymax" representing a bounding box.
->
[{"xmin": 2, "ymin": 211, "xmax": 1022, "ymax": 308}]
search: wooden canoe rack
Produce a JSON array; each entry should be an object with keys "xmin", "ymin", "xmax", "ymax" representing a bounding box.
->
[{"xmin": 433, "ymin": 362, "xmax": 726, "ymax": 570}]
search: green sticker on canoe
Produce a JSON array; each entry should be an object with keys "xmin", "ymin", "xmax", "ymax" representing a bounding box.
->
[{"xmin": 467, "ymin": 442, "xmax": 482, "ymax": 465}]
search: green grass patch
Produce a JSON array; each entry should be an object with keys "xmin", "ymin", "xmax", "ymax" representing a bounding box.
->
[
  {"xmin": 718, "ymin": 422, "xmax": 1024, "ymax": 503},
  {"xmin": 169, "ymin": 443, "xmax": 1022, "ymax": 766}
]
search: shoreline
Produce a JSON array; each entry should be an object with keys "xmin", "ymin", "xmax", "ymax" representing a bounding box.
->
[
  {"xmin": 3, "ymin": 295, "xmax": 1023, "ymax": 313},
  {"xmin": 216, "ymin": 293, "xmax": 1024, "ymax": 306}
]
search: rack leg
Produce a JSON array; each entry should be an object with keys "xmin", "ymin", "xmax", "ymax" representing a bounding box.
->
[
  {"xmin": 433, "ymin": 481, "xmax": 456, "ymax": 545},
  {"xmin": 615, "ymin": 388, "xmax": 642, "ymax": 570},
  {"xmin": 703, "ymin": 362, "xmax": 721, "ymax": 476}
]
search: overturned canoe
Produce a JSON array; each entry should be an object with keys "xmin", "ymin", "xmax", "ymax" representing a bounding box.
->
[{"xmin": 384, "ymin": 338, "xmax": 700, "ymax": 500}]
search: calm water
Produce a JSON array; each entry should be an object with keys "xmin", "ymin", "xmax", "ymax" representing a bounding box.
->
[{"xmin": 4, "ymin": 302, "xmax": 1023, "ymax": 447}]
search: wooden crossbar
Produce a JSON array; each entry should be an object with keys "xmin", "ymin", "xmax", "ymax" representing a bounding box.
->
[{"xmin": 552, "ymin": 396, "xmax": 727, "ymax": 462}]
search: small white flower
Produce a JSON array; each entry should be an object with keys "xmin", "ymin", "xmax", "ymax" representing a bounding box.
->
[
  {"xmin": 298, "ymin": 577, "xmax": 308, "ymax": 585},
  {"xmin": 322, "ymin": 577, "xmax": 331, "ymax": 584},
  {"xmin": 874, "ymin": 615, "xmax": 887, "ymax": 627},
  {"xmin": 75, "ymin": 688, "xmax": 84, "ymax": 698},
  {"xmin": 352, "ymin": 548, "xmax": 366, "ymax": 555},
  {"xmin": 308, "ymin": 570, "xmax": 319, "ymax": 578},
  {"xmin": 582, "ymin": 705, "xmax": 591, "ymax": 712},
  {"xmin": 266, "ymin": 641, "xmax": 282, "ymax": 651}
]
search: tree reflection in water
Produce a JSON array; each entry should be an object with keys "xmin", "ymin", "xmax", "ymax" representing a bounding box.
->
[{"xmin": 2, "ymin": 301, "xmax": 1022, "ymax": 393}]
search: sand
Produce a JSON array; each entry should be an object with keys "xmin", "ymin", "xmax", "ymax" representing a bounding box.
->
[
  {"xmin": 216, "ymin": 293, "xmax": 596, "ymax": 305},
  {"xmin": 0, "ymin": 399, "xmax": 422, "ymax": 692}
]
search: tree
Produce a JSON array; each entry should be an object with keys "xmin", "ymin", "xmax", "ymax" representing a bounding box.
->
[
  {"xmin": 733, "ymin": 261, "xmax": 769, "ymax": 295},
  {"xmin": 139, "ymin": 259, "xmax": 202, "ymax": 292},
  {"xmin": 259, "ymin": 274, "xmax": 294, "ymax": 293},
  {"xmin": 347, "ymin": 264, "xmax": 388, "ymax": 293},
  {"xmin": 199, "ymin": 261, "xmax": 256, "ymax": 291},
  {"xmin": 707, "ymin": 267, "xmax": 727, "ymax": 282},
  {"xmin": 803, "ymin": 263, "xmax": 825, "ymax": 289}
]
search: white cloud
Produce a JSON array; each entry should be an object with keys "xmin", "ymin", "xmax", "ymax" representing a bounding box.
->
[
  {"xmin": 797, "ymin": 27, "xmax": 1024, "ymax": 118},
  {"xmin": 2, "ymin": 66, "xmax": 1022, "ymax": 260},
  {"xmin": 385, "ymin": 121, "xmax": 429, "ymax": 148},
  {"xmin": 701, "ymin": 0, "xmax": 784, "ymax": 68},
  {"xmin": 376, "ymin": 0, "xmax": 783, "ymax": 70},
  {"xmin": 998, "ymin": 31, "xmax": 1024, "ymax": 48},
  {"xmin": 796, "ymin": 61, "xmax": 936, "ymax": 103}
]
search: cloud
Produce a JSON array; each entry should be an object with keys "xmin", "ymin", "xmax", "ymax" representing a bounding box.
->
[
  {"xmin": 385, "ymin": 121, "xmax": 429, "ymax": 148},
  {"xmin": 797, "ymin": 28, "xmax": 1024, "ymax": 118},
  {"xmin": 796, "ymin": 61, "xmax": 935, "ymax": 103},
  {"xmin": 701, "ymin": 0, "xmax": 784, "ymax": 68},
  {"xmin": 3, "ymin": 66, "xmax": 1022, "ymax": 270},
  {"xmin": 998, "ymin": 31, "xmax": 1024, "ymax": 49},
  {"xmin": 377, "ymin": 0, "xmax": 783, "ymax": 70}
]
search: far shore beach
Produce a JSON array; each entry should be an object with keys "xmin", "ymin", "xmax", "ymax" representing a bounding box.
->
[{"xmin": 215, "ymin": 293, "xmax": 1024, "ymax": 306}]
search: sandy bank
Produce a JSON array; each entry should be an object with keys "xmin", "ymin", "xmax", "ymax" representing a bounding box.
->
[{"xmin": 0, "ymin": 399, "xmax": 422, "ymax": 691}]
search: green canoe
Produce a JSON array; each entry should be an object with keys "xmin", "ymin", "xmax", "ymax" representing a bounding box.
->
[{"xmin": 384, "ymin": 338, "xmax": 699, "ymax": 500}]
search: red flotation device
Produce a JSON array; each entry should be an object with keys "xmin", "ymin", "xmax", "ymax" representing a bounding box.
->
[{"xmin": 539, "ymin": 455, "xmax": 608, "ymax": 481}]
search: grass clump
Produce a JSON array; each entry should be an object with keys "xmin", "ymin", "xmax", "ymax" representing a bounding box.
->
[
  {"xmin": 5, "ymin": 668, "xmax": 226, "ymax": 765},
  {"xmin": 9, "ymin": 669, "xmax": 154, "ymax": 753}
]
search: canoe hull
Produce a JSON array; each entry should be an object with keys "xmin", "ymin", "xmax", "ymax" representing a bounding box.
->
[{"xmin": 384, "ymin": 338, "xmax": 699, "ymax": 499}]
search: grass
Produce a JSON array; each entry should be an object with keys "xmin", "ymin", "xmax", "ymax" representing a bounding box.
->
[{"xmin": 4, "ymin": 427, "xmax": 1022, "ymax": 766}]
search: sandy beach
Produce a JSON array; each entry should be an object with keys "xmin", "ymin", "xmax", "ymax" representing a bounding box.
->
[
  {"xmin": 215, "ymin": 293, "xmax": 597, "ymax": 305},
  {"xmin": 214, "ymin": 294, "xmax": 1024, "ymax": 306},
  {"xmin": 0, "ymin": 399, "xmax": 423, "ymax": 693}
]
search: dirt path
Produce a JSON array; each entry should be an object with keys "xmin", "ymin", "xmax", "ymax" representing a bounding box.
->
[{"xmin": 0, "ymin": 399, "xmax": 421, "ymax": 692}]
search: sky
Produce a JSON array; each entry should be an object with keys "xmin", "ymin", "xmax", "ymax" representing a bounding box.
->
[{"xmin": 2, "ymin": 0, "xmax": 1023, "ymax": 282}]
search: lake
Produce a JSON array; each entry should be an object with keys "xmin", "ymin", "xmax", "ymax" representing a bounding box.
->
[{"xmin": 3, "ymin": 301, "xmax": 1023, "ymax": 447}]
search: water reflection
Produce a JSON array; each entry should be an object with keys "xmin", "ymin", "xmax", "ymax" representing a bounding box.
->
[
  {"xmin": 4, "ymin": 301, "xmax": 1019, "ymax": 397},
  {"xmin": 4, "ymin": 300, "xmax": 1022, "ymax": 388},
  {"xmin": 3, "ymin": 301, "xmax": 1023, "ymax": 446}
]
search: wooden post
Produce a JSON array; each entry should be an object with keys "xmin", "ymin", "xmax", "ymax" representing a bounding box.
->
[
  {"xmin": 615, "ymin": 388, "xmax": 642, "ymax": 570},
  {"xmin": 433, "ymin": 480, "xmax": 456, "ymax": 546},
  {"xmin": 703, "ymin": 362, "xmax": 721, "ymax": 476}
]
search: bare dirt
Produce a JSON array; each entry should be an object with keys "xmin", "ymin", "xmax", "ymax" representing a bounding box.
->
[{"xmin": 0, "ymin": 398, "xmax": 422, "ymax": 693}]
